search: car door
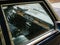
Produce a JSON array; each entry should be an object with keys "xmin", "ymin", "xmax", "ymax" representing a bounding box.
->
[{"xmin": 0, "ymin": 0, "xmax": 60, "ymax": 45}]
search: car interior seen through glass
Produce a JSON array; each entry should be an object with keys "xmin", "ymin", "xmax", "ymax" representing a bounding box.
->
[{"xmin": 1, "ymin": 3, "xmax": 54, "ymax": 45}]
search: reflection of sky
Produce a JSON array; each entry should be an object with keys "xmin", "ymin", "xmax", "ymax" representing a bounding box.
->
[{"xmin": 13, "ymin": 3, "xmax": 54, "ymax": 25}]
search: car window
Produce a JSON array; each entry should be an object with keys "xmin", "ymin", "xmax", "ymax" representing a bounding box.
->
[{"xmin": 1, "ymin": 3, "xmax": 54, "ymax": 45}]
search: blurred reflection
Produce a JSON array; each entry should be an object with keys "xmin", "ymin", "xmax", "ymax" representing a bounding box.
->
[{"xmin": 2, "ymin": 3, "xmax": 54, "ymax": 45}]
